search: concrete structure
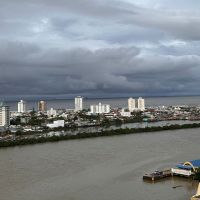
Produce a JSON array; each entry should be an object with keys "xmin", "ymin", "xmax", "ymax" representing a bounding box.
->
[
  {"xmin": 38, "ymin": 100, "xmax": 47, "ymax": 112},
  {"xmin": 128, "ymin": 98, "xmax": 136, "ymax": 112},
  {"xmin": 90, "ymin": 103, "xmax": 110, "ymax": 114},
  {"xmin": 18, "ymin": 100, "xmax": 26, "ymax": 113},
  {"xmin": 75, "ymin": 96, "xmax": 83, "ymax": 111},
  {"xmin": 127, "ymin": 97, "xmax": 145, "ymax": 111},
  {"xmin": 138, "ymin": 97, "xmax": 145, "ymax": 111},
  {"xmin": 120, "ymin": 109, "xmax": 131, "ymax": 117},
  {"xmin": 191, "ymin": 183, "xmax": 200, "ymax": 200},
  {"xmin": 47, "ymin": 108, "xmax": 57, "ymax": 117},
  {"xmin": 46, "ymin": 120, "xmax": 65, "ymax": 128},
  {"xmin": 0, "ymin": 102, "xmax": 10, "ymax": 127},
  {"xmin": 172, "ymin": 159, "xmax": 200, "ymax": 177}
]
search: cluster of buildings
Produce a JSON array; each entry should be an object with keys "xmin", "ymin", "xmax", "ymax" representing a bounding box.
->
[
  {"xmin": 0, "ymin": 100, "xmax": 48, "ymax": 130},
  {"xmin": 3, "ymin": 95, "xmax": 200, "ymax": 133},
  {"xmin": 72, "ymin": 96, "xmax": 111, "ymax": 115},
  {"xmin": 0, "ymin": 96, "xmax": 146, "ymax": 131},
  {"xmin": 143, "ymin": 105, "xmax": 200, "ymax": 121},
  {"xmin": 17, "ymin": 100, "xmax": 47, "ymax": 113}
]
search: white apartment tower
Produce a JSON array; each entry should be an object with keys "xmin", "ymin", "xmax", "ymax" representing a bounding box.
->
[
  {"xmin": 0, "ymin": 103, "xmax": 10, "ymax": 127},
  {"xmin": 75, "ymin": 96, "xmax": 83, "ymax": 111},
  {"xmin": 128, "ymin": 98, "xmax": 136, "ymax": 112},
  {"xmin": 138, "ymin": 97, "xmax": 145, "ymax": 111},
  {"xmin": 18, "ymin": 100, "xmax": 26, "ymax": 113},
  {"xmin": 90, "ymin": 103, "xmax": 110, "ymax": 114}
]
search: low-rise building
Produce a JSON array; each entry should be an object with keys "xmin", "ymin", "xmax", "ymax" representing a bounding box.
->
[
  {"xmin": 47, "ymin": 108, "xmax": 57, "ymax": 117},
  {"xmin": 46, "ymin": 120, "xmax": 65, "ymax": 128},
  {"xmin": 120, "ymin": 109, "xmax": 131, "ymax": 117}
]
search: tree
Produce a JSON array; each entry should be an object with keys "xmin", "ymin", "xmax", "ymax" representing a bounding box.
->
[
  {"xmin": 194, "ymin": 168, "xmax": 200, "ymax": 180},
  {"xmin": 101, "ymin": 118, "xmax": 111, "ymax": 126}
]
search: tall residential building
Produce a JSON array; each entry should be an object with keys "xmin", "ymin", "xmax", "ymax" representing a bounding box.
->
[
  {"xmin": 138, "ymin": 97, "xmax": 145, "ymax": 111},
  {"xmin": 18, "ymin": 100, "xmax": 26, "ymax": 113},
  {"xmin": 38, "ymin": 100, "xmax": 47, "ymax": 112},
  {"xmin": 90, "ymin": 103, "xmax": 110, "ymax": 114},
  {"xmin": 75, "ymin": 96, "xmax": 83, "ymax": 111},
  {"xmin": 0, "ymin": 102, "xmax": 10, "ymax": 127},
  {"xmin": 128, "ymin": 98, "xmax": 136, "ymax": 112}
]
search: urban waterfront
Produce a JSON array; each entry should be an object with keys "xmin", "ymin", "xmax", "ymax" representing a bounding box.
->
[
  {"xmin": 1, "ymin": 0, "xmax": 200, "ymax": 199},
  {"xmin": 0, "ymin": 128, "xmax": 199, "ymax": 200}
]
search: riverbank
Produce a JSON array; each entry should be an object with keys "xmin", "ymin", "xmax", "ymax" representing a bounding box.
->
[{"xmin": 1, "ymin": 123, "xmax": 200, "ymax": 148}]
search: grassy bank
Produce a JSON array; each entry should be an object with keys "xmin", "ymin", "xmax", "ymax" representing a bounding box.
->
[{"xmin": 1, "ymin": 123, "xmax": 200, "ymax": 148}]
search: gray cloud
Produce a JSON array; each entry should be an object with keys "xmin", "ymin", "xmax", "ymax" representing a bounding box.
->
[
  {"xmin": 0, "ymin": 0, "xmax": 200, "ymax": 97},
  {"xmin": 0, "ymin": 41, "xmax": 200, "ymax": 97}
]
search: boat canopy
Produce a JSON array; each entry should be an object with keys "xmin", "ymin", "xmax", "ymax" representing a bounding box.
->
[
  {"xmin": 176, "ymin": 159, "xmax": 200, "ymax": 171},
  {"xmin": 176, "ymin": 164, "xmax": 193, "ymax": 170}
]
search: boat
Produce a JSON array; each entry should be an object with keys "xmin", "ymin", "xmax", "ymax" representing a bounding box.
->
[{"xmin": 143, "ymin": 169, "xmax": 172, "ymax": 181}]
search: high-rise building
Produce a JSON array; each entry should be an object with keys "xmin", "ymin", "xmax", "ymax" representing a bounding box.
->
[
  {"xmin": 138, "ymin": 97, "xmax": 145, "ymax": 111},
  {"xmin": 75, "ymin": 96, "xmax": 83, "ymax": 111},
  {"xmin": 128, "ymin": 98, "xmax": 136, "ymax": 112},
  {"xmin": 90, "ymin": 103, "xmax": 110, "ymax": 114},
  {"xmin": 38, "ymin": 100, "xmax": 47, "ymax": 112},
  {"xmin": 18, "ymin": 100, "xmax": 26, "ymax": 113},
  {"xmin": 0, "ymin": 102, "xmax": 10, "ymax": 127}
]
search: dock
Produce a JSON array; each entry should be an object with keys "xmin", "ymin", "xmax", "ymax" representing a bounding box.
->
[{"xmin": 143, "ymin": 169, "xmax": 172, "ymax": 181}]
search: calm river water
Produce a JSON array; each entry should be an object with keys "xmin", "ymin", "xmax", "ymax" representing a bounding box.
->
[{"xmin": 0, "ymin": 128, "xmax": 200, "ymax": 200}]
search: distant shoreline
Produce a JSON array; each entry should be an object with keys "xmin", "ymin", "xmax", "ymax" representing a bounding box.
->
[
  {"xmin": 1, "ymin": 94, "xmax": 200, "ymax": 102},
  {"xmin": 1, "ymin": 123, "xmax": 200, "ymax": 148}
]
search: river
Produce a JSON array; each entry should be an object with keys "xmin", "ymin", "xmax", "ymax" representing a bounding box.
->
[{"xmin": 0, "ymin": 128, "xmax": 199, "ymax": 200}]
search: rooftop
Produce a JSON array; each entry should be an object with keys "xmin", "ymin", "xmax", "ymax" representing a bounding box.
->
[{"xmin": 176, "ymin": 159, "xmax": 200, "ymax": 170}]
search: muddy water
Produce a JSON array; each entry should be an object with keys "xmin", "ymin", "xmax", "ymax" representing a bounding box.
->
[{"xmin": 0, "ymin": 128, "xmax": 200, "ymax": 200}]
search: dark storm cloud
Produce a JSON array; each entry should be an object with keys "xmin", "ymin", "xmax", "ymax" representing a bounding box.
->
[
  {"xmin": 1, "ymin": 0, "xmax": 200, "ymax": 96},
  {"xmin": 0, "ymin": 41, "xmax": 200, "ymax": 96}
]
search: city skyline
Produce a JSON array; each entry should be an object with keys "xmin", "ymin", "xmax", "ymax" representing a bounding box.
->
[{"xmin": 1, "ymin": 0, "xmax": 200, "ymax": 97}]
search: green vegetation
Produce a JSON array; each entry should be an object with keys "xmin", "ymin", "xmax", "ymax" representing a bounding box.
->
[
  {"xmin": 27, "ymin": 116, "xmax": 46, "ymax": 126},
  {"xmin": 194, "ymin": 168, "xmax": 200, "ymax": 180},
  {"xmin": 1, "ymin": 123, "xmax": 200, "ymax": 148}
]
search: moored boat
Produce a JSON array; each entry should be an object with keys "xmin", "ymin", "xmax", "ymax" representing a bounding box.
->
[{"xmin": 143, "ymin": 169, "xmax": 171, "ymax": 181}]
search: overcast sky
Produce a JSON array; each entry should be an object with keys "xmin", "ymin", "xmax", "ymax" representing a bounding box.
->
[{"xmin": 1, "ymin": 0, "xmax": 200, "ymax": 98}]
